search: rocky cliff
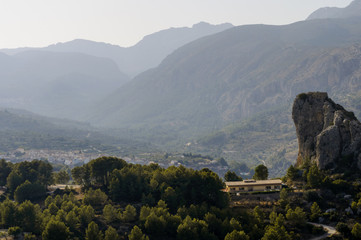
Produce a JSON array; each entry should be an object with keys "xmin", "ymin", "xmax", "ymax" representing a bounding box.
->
[{"xmin": 292, "ymin": 92, "xmax": 361, "ymax": 170}]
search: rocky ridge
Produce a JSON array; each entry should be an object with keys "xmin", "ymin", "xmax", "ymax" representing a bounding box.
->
[{"xmin": 292, "ymin": 92, "xmax": 361, "ymax": 170}]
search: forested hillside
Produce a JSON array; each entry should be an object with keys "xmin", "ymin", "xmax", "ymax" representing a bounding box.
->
[
  {"xmin": 0, "ymin": 109, "xmax": 152, "ymax": 155},
  {"xmin": 1, "ymin": 154, "xmax": 361, "ymax": 239}
]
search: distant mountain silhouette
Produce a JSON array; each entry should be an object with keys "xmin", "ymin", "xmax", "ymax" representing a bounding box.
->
[
  {"xmin": 307, "ymin": 0, "xmax": 361, "ymax": 20},
  {"xmin": 0, "ymin": 22, "xmax": 233, "ymax": 77},
  {"xmin": 0, "ymin": 51, "xmax": 128, "ymax": 119}
]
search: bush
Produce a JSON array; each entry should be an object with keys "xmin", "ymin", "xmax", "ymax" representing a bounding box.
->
[
  {"xmin": 303, "ymin": 190, "xmax": 320, "ymax": 202},
  {"xmin": 128, "ymin": 226, "xmax": 149, "ymax": 240},
  {"xmin": 83, "ymin": 189, "xmax": 108, "ymax": 207},
  {"xmin": 42, "ymin": 219, "xmax": 70, "ymax": 240},
  {"xmin": 330, "ymin": 179, "xmax": 350, "ymax": 194},
  {"xmin": 14, "ymin": 180, "xmax": 46, "ymax": 202},
  {"xmin": 286, "ymin": 207, "xmax": 306, "ymax": 227},
  {"xmin": 24, "ymin": 233, "xmax": 37, "ymax": 240},
  {"xmin": 297, "ymin": 93, "xmax": 308, "ymax": 101},
  {"xmin": 336, "ymin": 222, "xmax": 351, "ymax": 238},
  {"xmin": 120, "ymin": 204, "xmax": 137, "ymax": 222},
  {"xmin": 8, "ymin": 226, "xmax": 22, "ymax": 236},
  {"xmin": 352, "ymin": 223, "xmax": 361, "ymax": 240},
  {"xmin": 310, "ymin": 202, "xmax": 322, "ymax": 222}
]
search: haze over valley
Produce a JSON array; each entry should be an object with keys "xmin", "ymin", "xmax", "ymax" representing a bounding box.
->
[
  {"xmin": 1, "ymin": 1, "xmax": 361, "ymax": 177},
  {"xmin": 4, "ymin": 1, "xmax": 361, "ymax": 240}
]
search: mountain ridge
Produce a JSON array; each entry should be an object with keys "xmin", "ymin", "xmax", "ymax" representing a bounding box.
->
[
  {"xmin": 80, "ymin": 16, "xmax": 361, "ymax": 175},
  {"xmin": 0, "ymin": 22, "xmax": 233, "ymax": 77},
  {"xmin": 88, "ymin": 17, "xmax": 361, "ymax": 130},
  {"xmin": 307, "ymin": 0, "xmax": 361, "ymax": 20},
  {"xmin": 0, "ymin": 50, "xmax": 128, "ymax": 120}
]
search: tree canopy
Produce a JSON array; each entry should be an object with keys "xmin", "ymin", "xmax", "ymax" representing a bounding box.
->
[{"xmin": 253, "ymin": 164, "xmax": 268, "ymax": 180}]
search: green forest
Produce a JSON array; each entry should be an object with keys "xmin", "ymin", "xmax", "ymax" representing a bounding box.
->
[{"xmin": 1, "ymin": 157, "xmax": 361, "ymax": 239}]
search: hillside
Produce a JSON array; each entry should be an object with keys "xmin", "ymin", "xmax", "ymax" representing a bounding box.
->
[
  {"xmin": 89, "ymin": 17, "xmax": 361, "ymax": 132},
  {"xmin": 82, "ymin": 15, "xmax": 361, "ymax": 174},
  {"xmin": 0, "ymin": 22, "xmax": 233, "ymax": 77},
  {"xmin": 194, "ymin": 41, "xmax": 361, "ymax": 172},
  {"xmin": 0, "ymin": 51, "xmax": 128, "ymax": 120},
  {"xmin": 0, "ymin": 109, "xmax": 152, "ymax": 155},
  {"xmin": 192, "ymin": 105, "xmax": 297, "ymax": 177}
]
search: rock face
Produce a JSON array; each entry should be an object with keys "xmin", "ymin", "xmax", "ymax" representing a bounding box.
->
[{"xmin": 292, "ymin": 92, "xmax": 361, "ymax": 170}]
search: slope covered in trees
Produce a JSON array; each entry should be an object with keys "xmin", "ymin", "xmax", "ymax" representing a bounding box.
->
[
  {"xmin": 1, "ymin": 155, "xmax": 361, "ymax": 239},
  {"xmin": 0, "ymin": 109, "xmax": 153, "ymax": 155}
]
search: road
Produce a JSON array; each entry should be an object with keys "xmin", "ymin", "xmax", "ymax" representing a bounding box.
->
[{"xmin": 308, "ymin": 222, "xmax": 338, "ymax": 240}]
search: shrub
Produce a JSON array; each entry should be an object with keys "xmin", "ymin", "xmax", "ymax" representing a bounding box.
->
[
  {"xmin": 8, "ymin": 226, "xmax": 22, "ymax": 236},
  {"xmin": 83, "ymin": 189, "xmax": 108, "ymax": 207}
]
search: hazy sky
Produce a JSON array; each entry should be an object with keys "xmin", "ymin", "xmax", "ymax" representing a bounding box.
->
[{"xmin": 0, "ymin": 0, "xmax": 354, "ymax": 49}]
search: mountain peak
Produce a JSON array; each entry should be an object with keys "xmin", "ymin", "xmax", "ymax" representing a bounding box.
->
[
  {"xmin": 192, "ymin": 21, "xmax": 233, "ymax": 30},
  {"xmin": 307, "ymin": 0, "xmax": 361, "ymax": 20},
  {"xmin": 192, "ymin": 21, "xmax": 211, "ymax": 28}
]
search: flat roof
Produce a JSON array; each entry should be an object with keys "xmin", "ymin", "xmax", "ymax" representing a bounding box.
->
[{"xmin": 225, "ymin": 179, "xmax": 282, "ymax": 187}]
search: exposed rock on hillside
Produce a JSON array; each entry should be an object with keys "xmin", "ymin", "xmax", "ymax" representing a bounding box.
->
[{"xmin": 292, "ymin": 92, "xmax": 361, "ymax": 170}]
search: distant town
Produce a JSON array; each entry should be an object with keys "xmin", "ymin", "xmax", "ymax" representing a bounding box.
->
[
  {"xmin": 0, "ymin": 148, "xmax": 231, "ymax": 176},
  {"xmin": 0, "ymin": 148, "xmax": 108, "ymax": 166}
]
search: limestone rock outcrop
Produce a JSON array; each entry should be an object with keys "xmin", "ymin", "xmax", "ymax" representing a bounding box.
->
[{"xmin": 292, "ymin": 92, "xmax": 361, "ymax": 170}]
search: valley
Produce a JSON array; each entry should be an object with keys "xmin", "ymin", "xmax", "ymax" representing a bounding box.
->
[
  {"xmin": 2, "ymin": 2, "xmax": 361, "ymax": 178},
  {"xmin": 2, "ymin": 1, "xmax": 361, "ymax": 240}
]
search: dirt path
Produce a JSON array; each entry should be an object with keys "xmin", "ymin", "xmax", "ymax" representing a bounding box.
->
[{"xmin": 308, "ymin": 222, "xmax": 338, "ymax": 240}]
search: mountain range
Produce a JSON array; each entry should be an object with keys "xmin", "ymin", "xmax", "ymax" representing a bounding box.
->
[
  {"xmin": 84, "ymin": 0, "xmax": 361, "ymax": 171},
  {"xmin": 0, "ymin": 22, "xmax": 233, "ymax": 77},
  {"xmin": 89, "ymin": 16, "xmax": 361, "ymax": 132},
  {"xmin": 2, "ymin": 1, "xmax": 361, "ymax": 175},
  {"xmin": 0, "ymin": 50, "xmax": 128, "ymax": 120},
  {"xmin": 0, "ymin": 22, "xmax": 233, "ymax": 120}
]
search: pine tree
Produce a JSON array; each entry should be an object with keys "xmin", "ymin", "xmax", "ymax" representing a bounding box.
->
[
  {"xmin": 85, "ymin": 221, "xmax": 103, "ymax": 240},
  {"xmin": 224, "ymin": 230, "xmax": 250, "ymax": 240},
  {"xmin": 128, "ymin": 225, "xmax": 149, "ymax": 240},
  {"xmin": 104, "ymin": 226, "xmax": 120, "ymax": 240},
  {"xmin": 310, "ymin": 202, "xmax": 322, "ymax": 222},
  {"xmin": 42, "ymin": 219, "xmax": 70, "ymax": 240}
]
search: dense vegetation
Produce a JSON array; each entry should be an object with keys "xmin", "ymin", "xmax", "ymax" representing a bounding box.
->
[{"xmin": 1, "ymin": 156, "xmax": 361, "ymax": 239}]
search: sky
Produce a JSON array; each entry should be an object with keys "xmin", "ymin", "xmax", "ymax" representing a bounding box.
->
[{"xmin": 0, "ymin": 0, "xmax": 354, "ymax": 49}]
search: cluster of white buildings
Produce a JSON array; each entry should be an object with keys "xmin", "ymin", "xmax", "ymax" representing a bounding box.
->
[{"xmin": 0, "ymin": 148, "xmax": 108, "ymax": 166}]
